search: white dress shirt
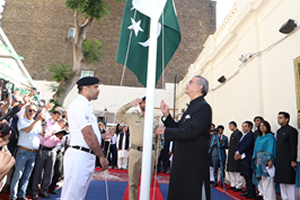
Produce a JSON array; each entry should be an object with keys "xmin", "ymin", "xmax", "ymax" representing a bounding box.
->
[
  {"xmin": 17, "ymin": 117, "xmax": 42, "ymax": 150},
  {"xmin": 68, "ymin": 94, "xmax": 101, "ymax": 148}
]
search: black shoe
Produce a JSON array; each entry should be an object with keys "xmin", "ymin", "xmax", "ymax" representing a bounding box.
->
[
  {"xmin": 245, "ymin": 194, "xmax": 255, "ymax": 199},
  {"xmin": 210, "ymin": 181, "xmax": 214, "ymax": 184},
  {"xmin": 233, "ymin": 188, "xmax": 242, "ymax": 192},
  {"xmin": 213, "ymin": 182, "xmax": 218, "ymax": 187},
  {"xmin": 227, "ymin": 187, "xmax": 235, "ymax": 190},
  {"xmin": 49, "ymin": 190, "xmax": 58, "ymax": 195},
  {"xmin": 240, "ymin": 192, "xmax": 249, "ymax": 196},
  {"xmin": 252, "ymin": 196, "xmax": 263, "ymax": 199},
  {"xmin": 31, "ymin": 195, "xmax": 38, "ymax": 200},
  {"xmin": 40, "ymin": 193, "xmax": 51, "ymax": 199}
]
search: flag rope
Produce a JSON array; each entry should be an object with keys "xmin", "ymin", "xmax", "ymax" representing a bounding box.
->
[
  {"xmin": 108, "ymin": 3, "xmax": 167, "ymax": 200},
  {"xmin": 120, "ymin": 10, "xmax": 138, "ymax": 86},
  {"xmin": 161, "ymin": 6, "xmax": 165, "ymax": 89}
]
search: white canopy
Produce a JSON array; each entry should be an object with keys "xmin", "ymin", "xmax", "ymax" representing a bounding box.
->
[{"xmin": 0, "ymin": 27, "xmax": 35, "ymax": 90}]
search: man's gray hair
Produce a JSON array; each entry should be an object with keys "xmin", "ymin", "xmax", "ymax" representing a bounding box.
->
[
  {"xmin": 194, "ymin": 75, "xmax": 209, "ymax": 96},
  {"xmin": 25, "ymin": 104, "xmax": 36, "ymax": 111}
]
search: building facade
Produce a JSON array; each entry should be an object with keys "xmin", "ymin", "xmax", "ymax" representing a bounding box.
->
[
  {"xmin": 1, "ymin": 0, "xmax": 216, "ymax": 87},
  {"xmin": 176, "ymin": 0, "xmax": 300, "ymax": 133}
]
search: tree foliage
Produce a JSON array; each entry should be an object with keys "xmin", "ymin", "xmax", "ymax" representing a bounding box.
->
[
  {"xmin": 49, "ymin": 0, "xmax": 123, "ymax": 105},
  {"xmin": 46, "ymin": 62, "xmax": 74, "ymax": 82},
  {"xmin": 46, "ymin": 62, "xmax": 74, "ymax": 97},
  {"xmin": 66, "ymin": 0, "xmax": 111, "ymax": 21},
  {"xmin": 83, "ymin": 38, "xmax": 106, "ymax": 64}
]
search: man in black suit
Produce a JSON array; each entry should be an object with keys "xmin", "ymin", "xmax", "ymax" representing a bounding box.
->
[
  {"xmin": 210, "ymin": 125, "xmax": 228, "ymax": 187},
  {"xmin": 156, "ymin": 75, "xmax": 212, "ymax": 200},
  {"xmin": 235, "ymin": 121, "xmax": 255, "ymax": 199},
  {"xmin": 226, "ymin": 121, "xmax": 243, "ymax": 191},
  {"xmin": 275, "ymin": 111, "xmax": 298, "ymax": 200}
]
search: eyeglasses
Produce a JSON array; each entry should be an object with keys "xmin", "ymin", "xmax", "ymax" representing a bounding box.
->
[{"xmin": 28, "ymin": 109, "xmax": 36, "ymax": 113}]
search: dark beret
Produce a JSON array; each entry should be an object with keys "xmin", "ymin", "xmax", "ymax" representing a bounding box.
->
[
  {"xmin": 76, "ymin": 76, "xmax": 99, "ymax": 88},
  {"xmin": 139, "ymin": 96, "xmax": 146, "ymax": 104}
]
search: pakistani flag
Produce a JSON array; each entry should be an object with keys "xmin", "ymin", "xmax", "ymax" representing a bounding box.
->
[{"xmin": 116, "ymin": 0, "xmax": 181, "ymax": 87}]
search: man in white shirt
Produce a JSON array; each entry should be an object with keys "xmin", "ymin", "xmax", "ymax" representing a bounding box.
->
[
  {"xmin": 61, "ymin": 76, "xmax": 113, "ymax": 200},
  {"xmin": 9, "ymin": 104, "xmax": 44, "ymax": 200}
]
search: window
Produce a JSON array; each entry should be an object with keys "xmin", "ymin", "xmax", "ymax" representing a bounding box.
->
[
  {"xmin": 68, "ymin": 28, "xmax": 76, "ymax": 38},
  {"xmin": 80, "ymin": 70, "xmax": 94, "ymax": 78},
  {"xmin": 68, "ymin": 28, "xmax": 86, "ymax": 39}
]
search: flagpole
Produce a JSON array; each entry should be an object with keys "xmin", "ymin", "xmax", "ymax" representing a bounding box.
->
[{"xmin": 139, "ymin": 0, "xmax": 159, "ymax": 199}]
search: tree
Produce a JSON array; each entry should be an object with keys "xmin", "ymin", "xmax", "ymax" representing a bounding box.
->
[{"xmin": 52, "ymin": 0, "xmax": 121, "ymax": 105}]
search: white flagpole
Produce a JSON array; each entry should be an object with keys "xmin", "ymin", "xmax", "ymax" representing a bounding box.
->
[{"xmin": 139, "ymin": 0, "xmax": 159, "ymax": 199}]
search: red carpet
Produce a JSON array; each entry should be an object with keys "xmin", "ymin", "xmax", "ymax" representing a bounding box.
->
[
  {"xmin": 0, "ymin": 169, "xmax": 251, "ymax": 200},
  {"xmin": 122, "ymin": 178, "xmax": 164, "ymax": 200},
  {"xmin": 213, "ymin": 182, "xmax": 247, "ymax": 200}
]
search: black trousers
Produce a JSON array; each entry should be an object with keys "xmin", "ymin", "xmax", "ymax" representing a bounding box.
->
[
  {"xmin": 157, "ymin": 150, "xmax": 169, "ymax": 173},
  {"xmin": 109, "ymin": 144, "xmax": 117, "ymax": 167},
  {"xmin": 241, "ymin": 160, "xmax": 255, "ymax": 195},
  {"xmin": 212, "ymin": 155, "xmax": 226, "ymax": 182},
  {"xmin": 49, "ymin": 151, "xmax": 63, "ymax": 191}
]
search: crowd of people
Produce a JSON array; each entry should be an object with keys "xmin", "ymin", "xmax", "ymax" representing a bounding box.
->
[
  {"xmin": 2, "ymin": 74, "xmax": 300, "ymax": 200},
  {"xmin": 0, "ymin": 89, "xmax": 139, "ymax": 199},
  {"xmin": 210, "ymin": 113, "xmax": 300, "ymax": 200},
  {"xmin": 0, "ymin": 90, "xmax": 71, "ymax": 200}
]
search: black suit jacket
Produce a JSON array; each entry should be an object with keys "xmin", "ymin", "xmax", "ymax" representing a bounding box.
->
[
  {"xmin": 236, "ymin": 131, "xmax": 254, "ymax": 162},
  {"xmin": 163, "ymin": 96, "xmax": 212, "ymax": 200},
  {"xmin": 227, "ymin": 129, "xmax": 242, "ymax": 172}
]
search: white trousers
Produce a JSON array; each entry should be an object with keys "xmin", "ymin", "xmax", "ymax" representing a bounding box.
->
[
  {"xmin": 210, "ymin": 167, "xmax": 220, "ymax": 182},
  {"xmin": 258, "ymin": 180, "xmax": 264, "ymax": 196},
  {"xmin": 229, "ymin": 172, "xmax": 243, "ymax": 189},
  {"xmin": 280, "ymin": 183, "xmax": 296, "ymax": 200},
  {"xmin": 61, "ymin": 148, "xmax": 96, "ymax": 200},
  {"xmin": 259, "ymin": 177, "xmax": 276, "ymax": 200},
  {"xmin": 118, "ymin": 157, "xmax": 128, "ymax": 169},
  {"xmin": 295, "ymin": 187, "xmax": 300, "ymax": 200}
]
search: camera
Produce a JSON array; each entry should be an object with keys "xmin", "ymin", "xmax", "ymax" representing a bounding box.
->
[
  {"xmin": 0, "ymin": 121, "xmax": 12, "ymax": 136},
  {"xmin": 214, "ymin": 128, "xmax": 219, "ymax": 134},
  {"xmin": 1, "ymin": 79, "xmax": 9, "ymax": 101}
]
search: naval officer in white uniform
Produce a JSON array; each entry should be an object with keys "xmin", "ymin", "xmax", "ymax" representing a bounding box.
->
[{"xmin": 61, "ymin": 76, "xmax": 112, "ymax": 200}]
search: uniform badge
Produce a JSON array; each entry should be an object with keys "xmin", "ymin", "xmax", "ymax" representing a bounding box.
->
[{"xmin": 85, "ymin": 114, "xmax": 90, "ymax": 122}]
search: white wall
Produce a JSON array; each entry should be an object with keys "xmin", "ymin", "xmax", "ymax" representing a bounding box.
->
[
  {"xmin": 35, "ymin": 81, "xmax": 176, "ymax": 118},
  {"xmin": 177, "ymin": 0, "xmax": 300, "ymax": 136}
]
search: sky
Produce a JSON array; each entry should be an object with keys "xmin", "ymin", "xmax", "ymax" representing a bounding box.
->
[{"xmin": 216, "ymin": 0, "xmax": 237, "ymax": 28}]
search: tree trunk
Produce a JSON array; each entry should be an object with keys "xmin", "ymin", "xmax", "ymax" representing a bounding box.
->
[{"xmin": 54, "ymin": 10, "xmax": 93, "ymax": 105}]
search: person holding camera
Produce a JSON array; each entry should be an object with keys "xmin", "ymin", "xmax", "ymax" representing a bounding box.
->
[
  {"xmin": 30, "ymin": 110, "xmax": 63, "ymax": 200},
  {"xmin": 9, "ymin": 105, "xmax": 45, "ymax": 200},
  {"xmin": 210, "ymin": 125, "xmax": 228, "ymax": 187},
  {"xmin": 0, "ymin": 120, "xmax": 16, "ymax": 191}
]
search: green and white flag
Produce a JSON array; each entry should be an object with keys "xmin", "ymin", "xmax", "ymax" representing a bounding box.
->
[{"xmin": 116, "ymin": 0, "xmax": 181, "ymax": 87}]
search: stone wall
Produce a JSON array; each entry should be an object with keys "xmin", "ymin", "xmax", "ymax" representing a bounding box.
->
[{"xmin": 1, "ymin": 0, "xmax": 216, "ymax": 87}]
